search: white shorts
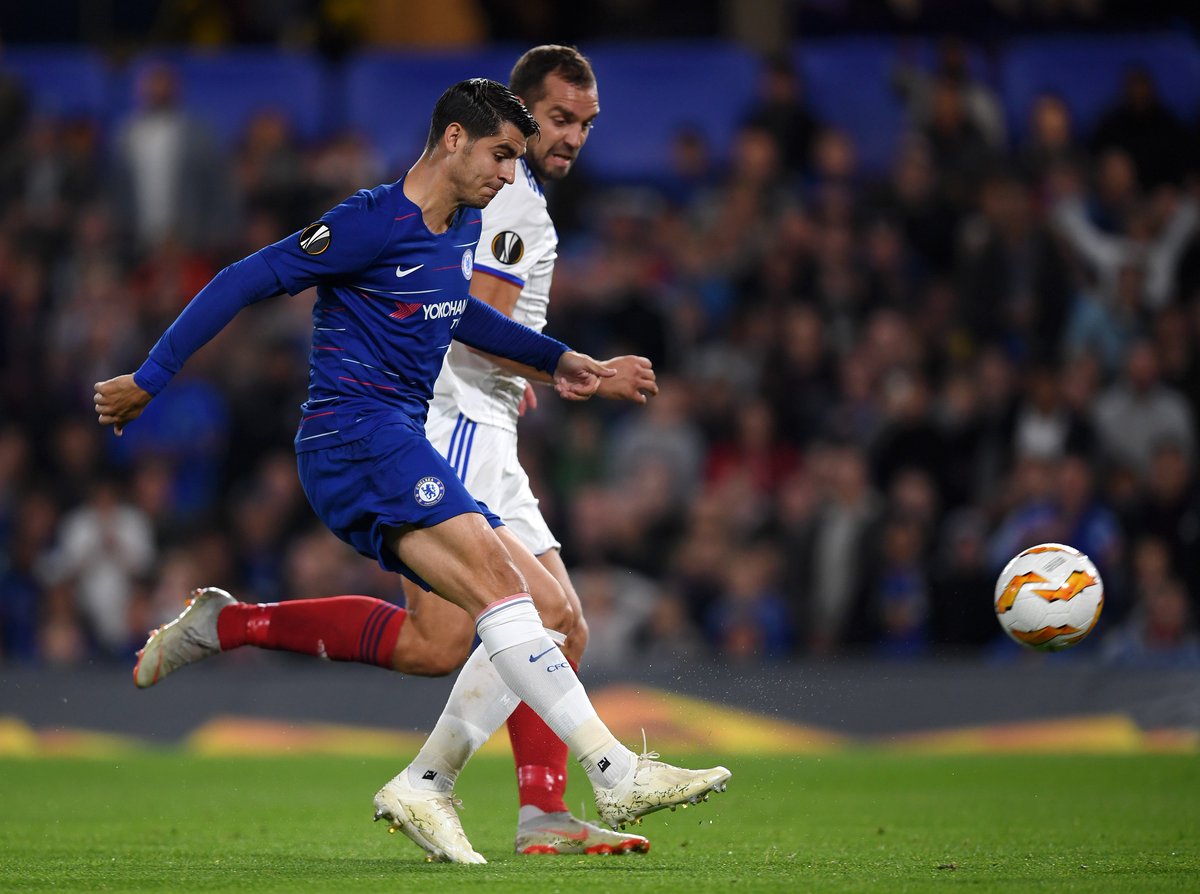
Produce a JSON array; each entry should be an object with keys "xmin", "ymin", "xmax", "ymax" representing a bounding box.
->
[{"xmin": 425, "ymin": 404, "xmax": 560, "ymax": 555}]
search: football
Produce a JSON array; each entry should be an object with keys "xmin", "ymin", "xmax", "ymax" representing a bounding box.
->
[{"xmin": 994, "ymin": 543, "xmax": 1104, "ymax": 651}]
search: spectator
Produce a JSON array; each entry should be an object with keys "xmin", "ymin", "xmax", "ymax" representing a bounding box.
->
[
  {"xmin": 42, "ymin": 478, "xmax": 156, "ymax": 657},
  {"xmin": 234, "ymin": 108, "xmax": 308, "ymax": 228},
  {"xmin": 0, "ymin": 490, "xmax": 57, "ymax": 663},
  {"xmin": 865, "ymin": 513, "xmax": 932, "ymax": 658},
  {"xmin": 1052, "ymin": 173, "xmax": 1198, "ymax": 312},
  {"xmin": 825, "ymin": 346, "xmax": 884, "ymax": 447},
  {"xmin": 988, "ymin": 455, "xmax": 1057, "ymax": 571},
  {"xmin": 794, "ymin": 441, "xmax": 883, "ymax": 655},
  {"xmin": 704, "ymin": 397, "xmax": 801, "ymax": 497},
  {"xmin": 871, "ymin": 135, "xmax": 960, "ymax": 273},
  {"xmin": 1093, "ymin": 339, "xmax": 1196, "ymax": 479},
  {"xmin": 930, "ymin": 508, "xmax": 998, "ymax": 648},
  {"xmin": 705, "ymin": 540, "xmax": 793, "ymax": 661},
  {"xmin": 635, "ymin": 586, "xmax": 707, "ymax": 662},
  {"xmin": 870, "ymin": 367, "xmax": 945, "ymax": 496},
  {"xmin": 1062, "ymin": 250, "xmax": 1145, "ymax": 377},
  {"xmin": 893, "ymin": 36, "xmax": 1006, "ymax": 150},
  {"xmin": 573, "ymin": 563, "xmax": 659, "ymax": 671},
  {"xmin": 920, "ymin": 76, "xmax": 996, "ymax": 209},
  {"xmin": 110, "ymin": 62, "xmax": 234, "ymax": 254},
  {"xmin": 1008, "ymin": 362, "xmax": 1095, "ymax": 463},
  {"xmin": 1048, "ymin": 452, "xmax": 1123, "ymax": 588},
  {"xmin": 742, "ymin": 53, "xmax": 823, "ymax": 177},
  {"xmin": 659, "ymin": 125, "xmax": 718, "ymax": 208},
  {"xmin": 1019, "ymin": 93, "xmax": 1084, "ymax": 192},
  {"xmin": 760, "ymin": 303, "xmax": 836, "ymax": 447},
  {"xmin": 958, "ymin": 171, "xmax": 1073, "ymax": 357},
  {"xmin": 1084, "ymin": 147, "xmax": 1140, "ymax": 235},
  {"xmin": 1091, "ymin": 66, "xmax": 1192, "ymax": 189},
  {"xmin": 607, "ymin": 377, "xmax": 705, "ymax": 508},
  {"xmin": 1102, "ymin": 576, "xmax": 1200, "ymax": 668},
  {"xmin": 1127, "ymin": 439, "xmax": 1200, "ymax": 599},
  {"xmin": 934, "ymin": 366, "xmax": 987, "ymax": 509}
]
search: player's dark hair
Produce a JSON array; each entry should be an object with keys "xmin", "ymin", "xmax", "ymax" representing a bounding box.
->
[
  {"xmin": 509, "ymin": 45, "xmax": 596, "ymax": 106},
  {"xmin": 425, "ymin": 78, "xmax": 539, "ymax": 151}
]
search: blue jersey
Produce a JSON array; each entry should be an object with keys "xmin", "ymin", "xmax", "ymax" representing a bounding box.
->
[
  {"xmin": 260, "ymin": 180, "xmax": 482, "ymax": 452},
  {"xmin": 133, "ymin": 177, "xmax": 568, "ymax": 456}
]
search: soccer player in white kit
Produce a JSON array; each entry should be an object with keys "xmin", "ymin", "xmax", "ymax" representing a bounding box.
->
[{"xmin": 382, "ymin": 46, "xmax": 663, "ymax": 857}]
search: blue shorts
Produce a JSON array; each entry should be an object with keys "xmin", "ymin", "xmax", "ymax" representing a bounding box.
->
[{"xmin": 297, "ymin": 422, "xmax": 502, "ymax": 590}]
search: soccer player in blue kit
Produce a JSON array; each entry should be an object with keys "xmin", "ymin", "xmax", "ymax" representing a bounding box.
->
[{"xmin": 95, "ymin": 78, "xmax": 729, "ymax": 863}]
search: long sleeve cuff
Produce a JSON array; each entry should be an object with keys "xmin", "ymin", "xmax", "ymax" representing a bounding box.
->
[{"xmin": 132, "ymin": 356, "xmax": 176, "ymax": 398}]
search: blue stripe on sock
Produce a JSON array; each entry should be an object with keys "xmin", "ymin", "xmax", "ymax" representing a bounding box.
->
[
  {"xmin": 366, "ymin": 603, "xmax": 398, "ymax": 666},
  {"xmin": 358, "ymin": 603, "xmax": 390, "ymax": 663}
]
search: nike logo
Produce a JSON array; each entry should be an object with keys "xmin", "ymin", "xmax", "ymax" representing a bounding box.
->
[
  {"xmin": 395, "ymin": 264, "xmax": 424, "ymax": 277},
  {"xmin": 529, "ymin": 646, "xmax": 557, "ymax": 663},
  {"xmin": 544, "ymin": 828, "xmax": 590, "ymax": 841}
]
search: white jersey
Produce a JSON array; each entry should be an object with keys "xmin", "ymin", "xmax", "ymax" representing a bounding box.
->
[{"xmin": 431, "ymin": 159, "xmax": 557, "ymax": 432}]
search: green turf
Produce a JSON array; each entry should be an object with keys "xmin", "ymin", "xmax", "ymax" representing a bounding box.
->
[{"xmin": 0, "ymin": 752, "xmax": 1197, "ymax": 892}]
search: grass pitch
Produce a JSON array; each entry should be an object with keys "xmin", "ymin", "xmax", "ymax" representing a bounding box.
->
[{"xmin": 1, "ymin": 752, "xmax": 1197, "ymax": 892}]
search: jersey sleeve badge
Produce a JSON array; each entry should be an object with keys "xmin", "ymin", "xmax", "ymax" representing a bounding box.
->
[
  {"xmin": 299, "ymin": 222, "xmax": 332, "ymax": 255},
  {"xmin": 490, "ymin": 231, "xmax": 525, "ymax": 265}
]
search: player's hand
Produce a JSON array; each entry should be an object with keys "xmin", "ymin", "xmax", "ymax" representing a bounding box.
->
[
  {"xmin": 517, "ymin": 381, "xmax": 539, "ymax": 417},
  {"xmin": 552, "ymin": 351, "xmax": 615, "ymax": 401},
  {"xmin": 94, "ymin": 374, "xmax": 152, "ymax": 436},
  {"xmin": 595, "ymin": 355, "xmax": 658, "ymax": 404}
]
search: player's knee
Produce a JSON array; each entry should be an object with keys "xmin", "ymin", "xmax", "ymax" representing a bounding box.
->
[
  {"xmin": 533, "ymin": 578, "xmax": 574, "ymax": 635},
  {"xmin": 567, "ymin": 612, "xmax": 589, "ymax": 653},
  {"xmin": 405, "ymin": 632, "xmax": 473, "ymax": 677},
  {"xmin": 413, "ymin": 650, "xmax": 467, "ymax": 677}
]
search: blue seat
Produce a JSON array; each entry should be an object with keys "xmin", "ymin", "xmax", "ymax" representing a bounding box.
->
[
  {"xmin": 113, "ymin": 51, "xmax": 329, "ymax": 148},
  {"xmin": 1001, "ymin": 33, "xmax": 1200, "ymax": 143},
  {"xmin": 582, "ymin": 42, "xmax": 759, "ymax": 182},
  {"xmin": 794, "ymin": 38, "xmax": 909, "ymax": 174},
  {"xmin": 2, "ymin": 47, "xmax": 110, "ymax": 121},
  {"xmin": 909, "ymin": 38, "xmax": 996, "ymax": 89},
  {"xmin": 343, "ymin": 49, "xmax": 518, "ymax": 171}
]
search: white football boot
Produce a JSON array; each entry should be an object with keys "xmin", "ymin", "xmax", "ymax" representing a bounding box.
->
[
  {"xmin": 515, "ymin": 811, "xmax": 651, "ymax": 855},
  {"xmin": 133, "ymin": 587, "xmax": 236, "ymax": 689},
  {"xmin": 593, "ymin": 745, "xmax": 731, "ymax": 830},
  {"xmin": 372, "ymin": 771, "xmax": 487, "ymax": 864}
]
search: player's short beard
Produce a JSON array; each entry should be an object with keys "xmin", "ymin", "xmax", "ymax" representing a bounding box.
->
[{"xmin": 528, "ymin": 150, "xmax": 570, "ymax": 182}]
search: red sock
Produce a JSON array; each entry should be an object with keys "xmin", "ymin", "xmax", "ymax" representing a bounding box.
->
[
  {"xmin": 216, "ymin": 596, "xmax": 406, "ymax": 669},
  {"xmin": 507, "ymin": 658, "xmax": 574, "ymax": 814}
]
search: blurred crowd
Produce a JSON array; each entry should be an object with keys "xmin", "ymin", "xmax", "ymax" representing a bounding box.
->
[{"xmin": 1, "ymin": 35, "xmax": 1199, "ymax": 672}]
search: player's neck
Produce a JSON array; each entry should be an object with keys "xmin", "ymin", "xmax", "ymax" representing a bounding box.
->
[{"xmin": 403, "ymin": 157, "xmax": 460, "ymax": 235}]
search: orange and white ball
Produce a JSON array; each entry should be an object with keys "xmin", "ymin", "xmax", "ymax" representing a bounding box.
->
[{"xmin": 994, "ymin": 543, "xmax": 1104, "ymax": 651}]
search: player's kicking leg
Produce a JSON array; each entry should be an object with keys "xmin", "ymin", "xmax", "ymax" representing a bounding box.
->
[
  {"xmin": 396, "ymin": 554, "xmax": 651, "ymax": 855},
  {"xmin": 508, "ymin": 548, "xmax": 651, "ymax": 853},
  {"xmin": 388, "ymin": 517, "xmax": 731, "ymax": 838}
]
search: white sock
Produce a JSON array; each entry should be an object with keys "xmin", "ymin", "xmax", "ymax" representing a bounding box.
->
[
  {"xmin": 405, "ymin": 643, "xmax": 519, "ymax": 792},
  {"xmin": 475, "ymin": 595, "xmax": 635, "ymax": 789}
]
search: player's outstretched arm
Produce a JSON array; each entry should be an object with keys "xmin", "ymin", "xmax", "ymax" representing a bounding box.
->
[{"xmin": 94, "ymin": 374, "xmax": 152, "ymax": 436}]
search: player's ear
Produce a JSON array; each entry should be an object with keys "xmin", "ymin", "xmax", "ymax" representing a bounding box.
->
[{"xmin": 443, "ymin": 122, "xmax": 466, "ymax": 154}]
